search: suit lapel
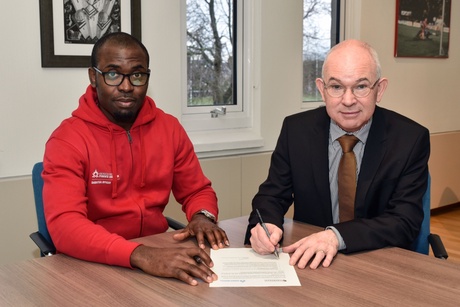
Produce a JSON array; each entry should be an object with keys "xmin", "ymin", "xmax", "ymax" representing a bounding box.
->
[
  {"xmin": 355, "ymin": 107, "xmax": 388, "ymax": 209},
  {"xmin": 311, "ymin": 109, "xmax": 333, "ymax": 217}
]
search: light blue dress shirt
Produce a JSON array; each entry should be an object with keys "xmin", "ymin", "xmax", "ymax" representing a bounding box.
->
[{"xmin": 327, "ymin": 118, "xmax": 371, "ymax": 250}]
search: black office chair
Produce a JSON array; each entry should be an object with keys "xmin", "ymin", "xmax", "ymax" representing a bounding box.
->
[
  {"xmin": 30, "ymin": 162, "xmax": 185, "ymax": 256},
  {"xmin": 411, "ymin": 174, "xmax": 448, "ymax": 259}
]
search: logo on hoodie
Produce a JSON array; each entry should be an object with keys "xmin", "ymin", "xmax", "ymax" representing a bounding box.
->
[{"xmin": 91, "ymin": 169, "xmax": 115, "ymax": 185}]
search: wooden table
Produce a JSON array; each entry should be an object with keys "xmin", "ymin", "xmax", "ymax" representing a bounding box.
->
[{"xmin": 1, "ymin": 216, "xmax": 460, "ymax": 306}]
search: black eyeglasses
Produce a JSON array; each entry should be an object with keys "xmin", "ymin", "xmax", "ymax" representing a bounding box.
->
[
  {"xmin": 93, "ymin": 67, "xmax": 150, "ymax": 86},
  {"xmin": 322, "ymin": 79, "xmax": 380, "ymax": 98}
]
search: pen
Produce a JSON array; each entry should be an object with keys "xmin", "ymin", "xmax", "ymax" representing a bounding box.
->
[{"xmin": 256, "ymin": 209, "xmax": 279, "ymax": 259}]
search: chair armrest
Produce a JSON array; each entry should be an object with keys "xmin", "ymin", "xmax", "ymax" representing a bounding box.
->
[
  {"xmin": 30, "ymin": 232, "xmax": 56, "ymax": 256},
  {"xmin": 428, "ymin": 233, "xmax": 449, "ymax": 259},
  {"xmin": 166, "ymin": 217, "xmax": 186, "ymax": 230}
]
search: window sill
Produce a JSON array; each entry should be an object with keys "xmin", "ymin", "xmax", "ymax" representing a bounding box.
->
[{"xmin": 188, "ymin": 129, "xmax": 264, "ymax": 158}]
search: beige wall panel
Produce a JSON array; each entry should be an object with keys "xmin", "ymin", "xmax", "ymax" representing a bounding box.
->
[
  {"xmin": 200, "ymin": 157, "xmax": 242, "ymax": 220},
  {"xmin": 429, "ymin": 132, "xmax": 460, "ymax": 209},
  {"xmin": 0, "ymin": 177, "xmax": 39, "ymax": 265},
  {"xmin": 164, "ymin": 156, "xmax": 242, "ymax": 224},
  {"xmin": 241, "ymin": 153, "xmax": 271, "ymax": 215}
]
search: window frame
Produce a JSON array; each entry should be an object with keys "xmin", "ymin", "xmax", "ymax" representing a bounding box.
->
[
  {"xmin": 181, "ymin": 0, "xmax": 253, "ymax": 132},
  {"xmin": 180, "ymin": 0, "xmax": 264, "ymax": 155}
]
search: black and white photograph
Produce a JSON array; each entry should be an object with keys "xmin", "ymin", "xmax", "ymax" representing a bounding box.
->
[
  {"xmin": 64, "ymin": 0, "xmax": 122, "ymax": 44},
  {"xmin": 39, "ymin": 0, "xmax": 141, "ymax": 67}
]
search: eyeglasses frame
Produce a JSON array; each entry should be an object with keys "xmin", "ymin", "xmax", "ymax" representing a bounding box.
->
[
  {"xmin": 92, "ymin": 67, "xmax": 150, "ymax": 87},
  {"xmin": 321, "ymin": 78, "xmax": 380, "ymax": 98}
]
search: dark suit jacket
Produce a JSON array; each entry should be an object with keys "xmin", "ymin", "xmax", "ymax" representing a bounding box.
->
[{"xmin": 245, "ymin": 106, "xmax": 430, "ymax": 253}]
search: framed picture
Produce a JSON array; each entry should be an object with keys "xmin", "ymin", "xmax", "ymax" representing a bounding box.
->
[
  {"xmin": 394, "ymin": 0, "xmax": 451, "ymax": 58},
  {"xmin": 39, "ymin": 0, "xmax": 141, "ymax": 67}
]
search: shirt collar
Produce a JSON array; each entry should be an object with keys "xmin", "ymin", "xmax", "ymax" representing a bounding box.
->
[{"xmin": 330, "ymin": 117, "xmax": 372, "ymax": 144}]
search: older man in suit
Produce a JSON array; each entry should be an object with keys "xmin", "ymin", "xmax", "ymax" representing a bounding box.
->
[{"xmin": 245, "ymin": 39, "xmax": 429, "ymax": 270}]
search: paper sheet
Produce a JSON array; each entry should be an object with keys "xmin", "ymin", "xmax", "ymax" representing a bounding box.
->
[{"xmin": 209, "ymin": 248, "xmax": 301, "ymax": 287}]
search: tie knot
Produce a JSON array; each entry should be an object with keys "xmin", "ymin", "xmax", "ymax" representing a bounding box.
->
[{"xmin": 338, "ymin": 135, "xmax": 359, "ymax": 153}]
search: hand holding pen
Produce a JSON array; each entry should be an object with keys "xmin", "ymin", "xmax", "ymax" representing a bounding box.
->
[{"xmin": 256, "ymin": 209, "xmax": 280, "ymax": 258}]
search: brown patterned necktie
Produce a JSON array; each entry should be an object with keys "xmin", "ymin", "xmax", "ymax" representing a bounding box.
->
[{"xmin": 338, "ymin": 135, "xmax": 359, "ymax": 222}]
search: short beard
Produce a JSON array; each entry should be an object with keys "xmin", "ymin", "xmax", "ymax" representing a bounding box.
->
[{"xmin": 113, "ymin": 110, "xmax": 138, "ymax": 125}]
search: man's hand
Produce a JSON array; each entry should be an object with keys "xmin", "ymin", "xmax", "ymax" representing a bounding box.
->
[
  {"xmin": 282, "ymin": 229, "xmax": 339, "ymax": 269},
  {"xmin": 249, "ymin": 223, "xmax": 283, "ymax": 255},
  {"xmin": 130, "ymin": 245, "xmax": 217, "ymax": 286},
  {"xmin": 173, "ymin": 213, "xmax": 229, "ymax": 249}
]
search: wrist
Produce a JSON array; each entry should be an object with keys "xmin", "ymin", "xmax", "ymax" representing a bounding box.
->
[
  {"xmin": 130, "ymin": 244, "xmax": 147, "ymax": 269},
  {"xmin": 193, "ymin": 209, "xmax": 216, "ymax": 223},
  {"xmin": 325, "ymin": 226, "xmax": 344, "ymax": 250}
]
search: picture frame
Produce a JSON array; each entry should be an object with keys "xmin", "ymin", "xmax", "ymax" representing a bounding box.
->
[
  {"xmin": 39, "ymin": 0, "xmax": 141, "ymax": 67},
  {"xmin": 394, "ymin": 0, "xmax": 451, "ymax": 58}
]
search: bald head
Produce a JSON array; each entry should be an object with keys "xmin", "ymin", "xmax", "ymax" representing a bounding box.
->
[{"xmin": 322, "ymin": 40, "xmax": 381, "ymax": 81}]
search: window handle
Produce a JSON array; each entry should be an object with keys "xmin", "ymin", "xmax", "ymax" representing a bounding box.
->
[{"xmin": 210, "ymin": 107, "xmax": 226, "ymax": 118}]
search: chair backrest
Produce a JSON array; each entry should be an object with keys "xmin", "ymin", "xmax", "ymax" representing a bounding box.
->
[
  {"xmin": 411, "ymin": 174, "xmax": 431, "ymax": 255},
  {"xmin": 32, "ymin": 162, "xmax": 53, "ymax": 246}
]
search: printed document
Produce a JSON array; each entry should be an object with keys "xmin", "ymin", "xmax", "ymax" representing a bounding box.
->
[{"xmin": 209, "ymin": 248, "xmax": 301, "ymax": 287}]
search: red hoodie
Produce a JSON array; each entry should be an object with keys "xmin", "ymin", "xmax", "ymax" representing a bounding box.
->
[{"xmin": 43, "ymin": 85, "xmax": 218, "ymax": 267}]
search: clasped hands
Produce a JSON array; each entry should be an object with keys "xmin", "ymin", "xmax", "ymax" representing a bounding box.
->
[
  {"xmin": 250, "ymin": 223, "xmax": 339, "ymax": 269},
  {"xmin": 130, "ymin": 213, "xmax": 229, "ymax": 286}
]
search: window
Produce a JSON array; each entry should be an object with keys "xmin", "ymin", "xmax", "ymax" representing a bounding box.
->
[
  {"xmin": 182, "ymin": 0, "xmax": 253, "ymax": 133},
  {"xmin": 303, "ymin": 0, "xmax": 340, "ymax": 104},
  {"xmin": 186, "ymin": 0, "xmax": 237, "ymax": 108},
  {"xmin": 181, "ymin": 0, "xmax": 263, "ymax": 156}
]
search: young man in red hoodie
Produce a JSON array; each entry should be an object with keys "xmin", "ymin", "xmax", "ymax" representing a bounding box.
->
[{"xmin": 42, "ymin": 32, "xmax": 229, "ymax": 286}]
